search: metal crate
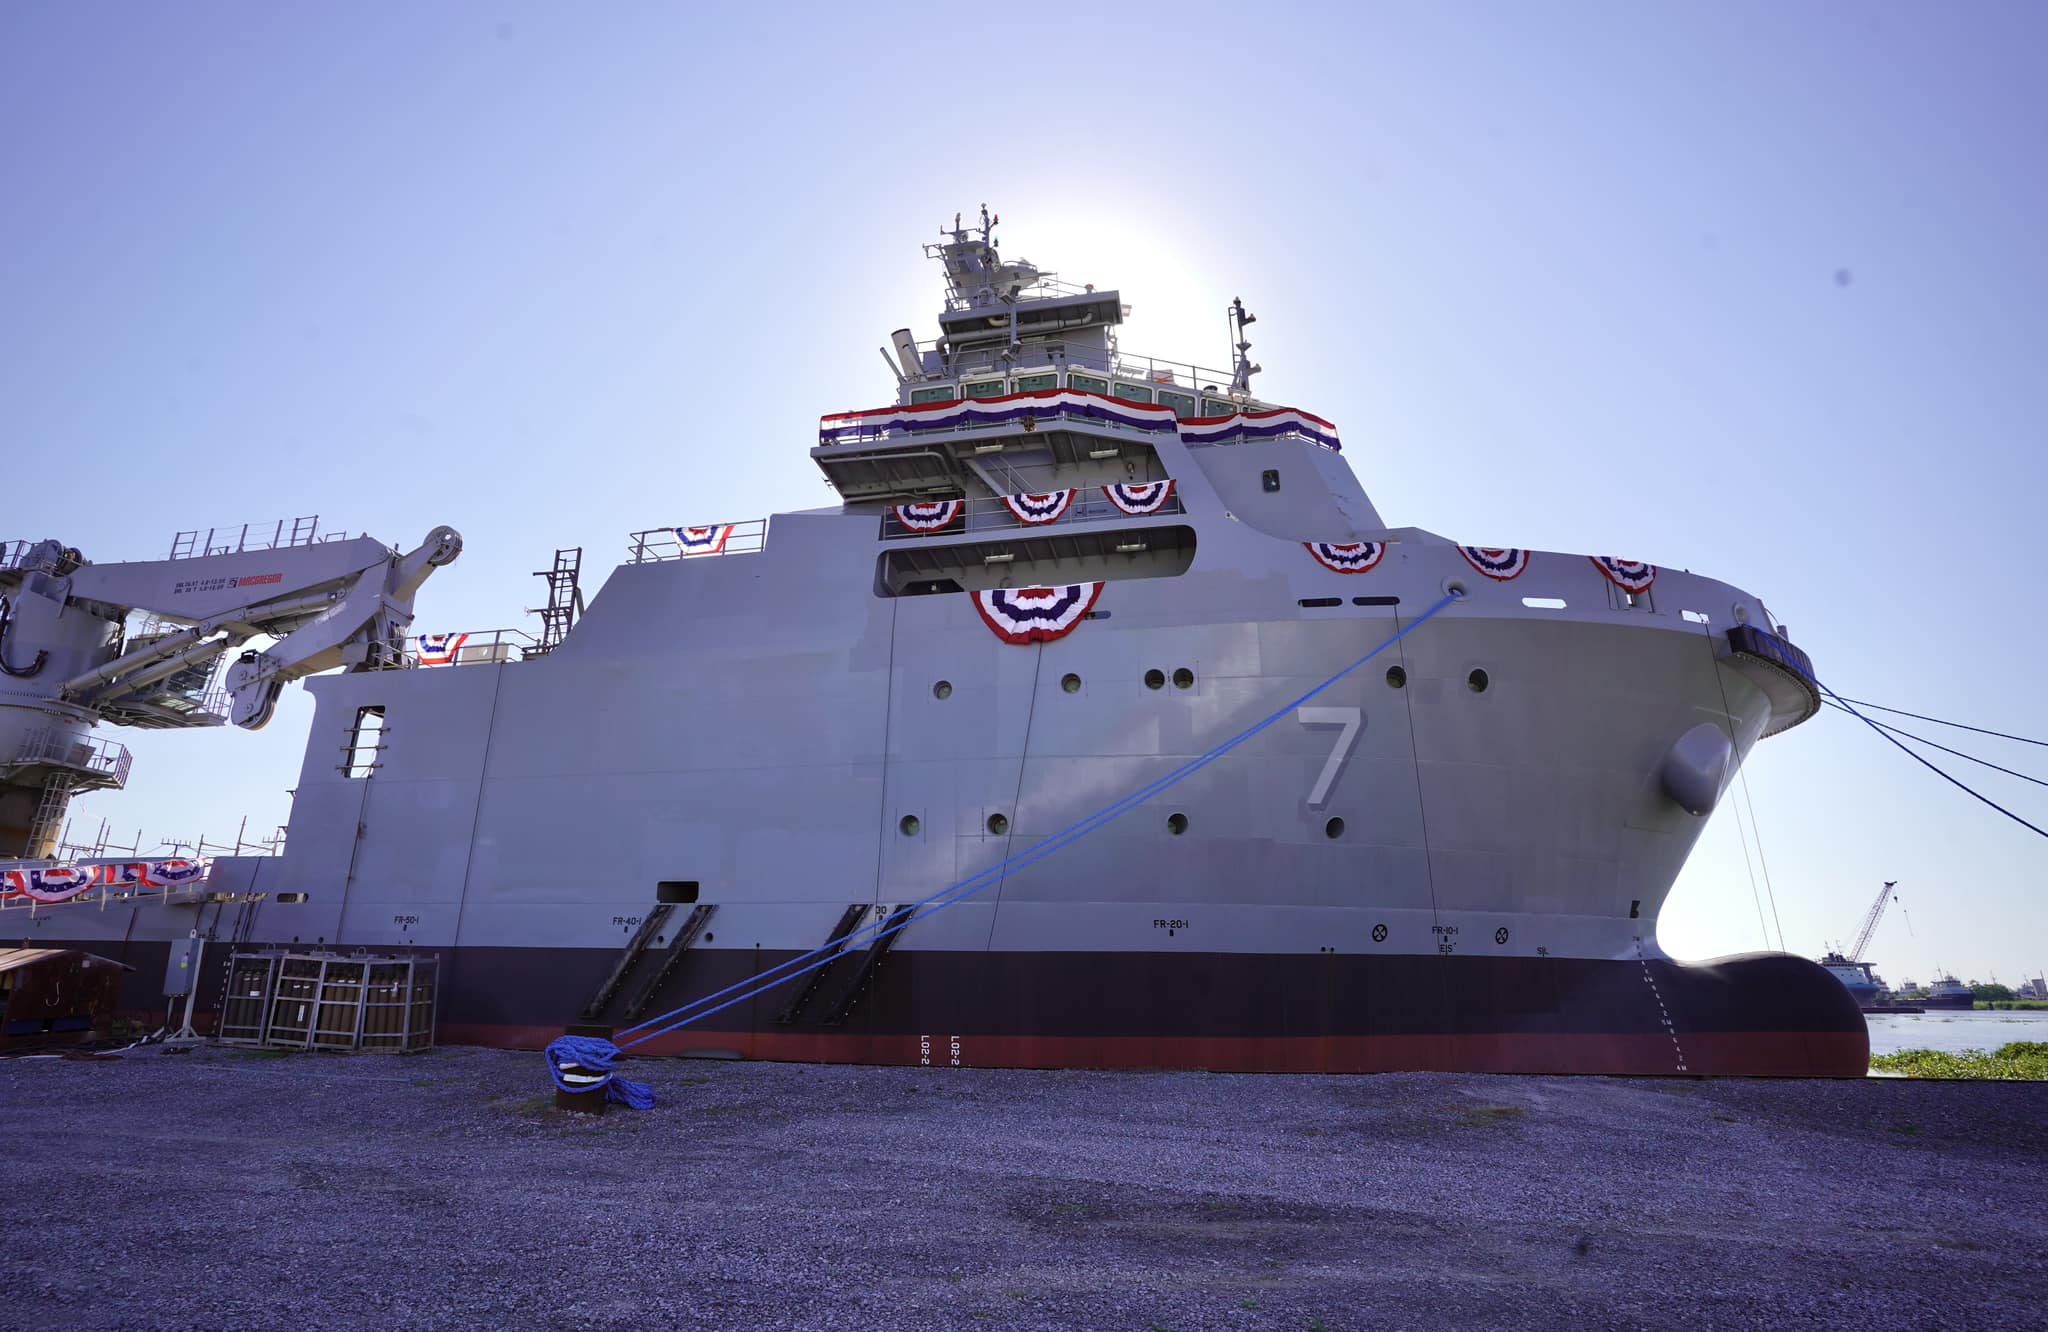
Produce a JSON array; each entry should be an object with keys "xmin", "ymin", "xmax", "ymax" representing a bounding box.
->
[{"xmin": 217, "ymin": 950, "xmax": 437, "ymax": 1052}]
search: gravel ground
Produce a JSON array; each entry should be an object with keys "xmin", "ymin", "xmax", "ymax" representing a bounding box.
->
[{"xmin": 2, "ymin": 1046, "xmax": 2043, "ymax": 1330}]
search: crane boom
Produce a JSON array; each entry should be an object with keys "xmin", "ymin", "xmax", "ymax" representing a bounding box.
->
[
  {"xmin": 1848, "ymin": 880, "xmax": 1899, "ymax": 962},
  {"xmin": 0, "ymin": 522, "xmax": 460, "ymax": 857}
]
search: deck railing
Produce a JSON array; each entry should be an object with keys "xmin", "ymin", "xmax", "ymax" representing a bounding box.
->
[
  {"xmin": 906, "ymin": 338, "xmax": 1241, "ymax": 400},
  {"xmin": 878, "ymin": 489, "xmax": 1187, "ymax": 540},
  {"xmin": 8, "ymin": 729, "xmax": 133, "ymax": 789},
  {"xmin": 168, "ymin": 516, "xmax": 358, "ymax": 560},
  {"xmin": 628, "ymin": 518, "xmax": 770, "ymax": 563}
]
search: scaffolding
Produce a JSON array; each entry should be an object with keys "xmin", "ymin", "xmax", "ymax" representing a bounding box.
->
[{"xmin": 217, "ymin": 951, "xmax": 437, "ymax": 1052}]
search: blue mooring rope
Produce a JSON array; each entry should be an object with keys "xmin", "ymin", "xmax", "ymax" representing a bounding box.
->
[
  {"xmin": 545, "ymin": 1034, "xmax": 656, "ymax": 1109},
  {"xmin": 542, "ymin": 590, "xmax": 1464, "ymax": 1105},
  {"xmin": 1818, "ymin": 682, "xmax": 2048, "ymax": 839},
  {"xmin": 543, "ymin": 595, "xmax": 2045, "ymax": 1110},
  {"xmin": 613, "ymin": 590, "xmax": 1464, "ymax": 1054}
]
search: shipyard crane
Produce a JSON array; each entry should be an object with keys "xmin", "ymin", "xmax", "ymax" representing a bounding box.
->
[
  {"xmin": 1846, "ymin": 880, "xmax": 1901, "ymax": 962},
  {"xmin": 0, "ymin": 520, "xmax": 460, "ymax": 858}
]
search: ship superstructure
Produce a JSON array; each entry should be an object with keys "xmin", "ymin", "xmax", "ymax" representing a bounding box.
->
[{"xmin": 0, "ymin": 213, "xmax": 1866, "ymax": 1075}]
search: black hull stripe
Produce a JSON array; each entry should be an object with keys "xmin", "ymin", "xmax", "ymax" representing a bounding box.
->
[{"xmin": 73, "ymin": 939, "xmax": 1868, "ymax": 1076}]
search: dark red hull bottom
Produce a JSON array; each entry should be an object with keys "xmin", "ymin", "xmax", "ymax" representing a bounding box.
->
[{"xmin": 76, "ymin": 939, "xmax": 1869, "ymax": 1077}]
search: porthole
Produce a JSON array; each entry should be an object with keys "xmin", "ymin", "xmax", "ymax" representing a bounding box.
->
[
  {"xmin": 933, "ymin": 680, "xmax": 953, "ymax": 699},
  {"xmin": 1467, "ymin": 668, "xmax": 1490, "ymax": 694},
  {"xmin": 703, "ymin": 932, "xmax": 714, "ymax": 942},
  {"xmin": 1167, "ymin": 812, "xmax": 1188, "ymax": 836},
  {"xmin": 1144, "ymin": 668, "xmax": 1166, "ymax": 690},
  {"xmin": 1061, "ymin": 673, "xmax": 1082, "ymax": 694},
  {"xmin": 1172, "ymin": 667, "xmax": 1195, "ymax": 690},
  {"xmin": 1325, "ymin": 817, "xmax": 1345, "ymax": 839},
  {"xmin": 1385, "ymin": 666, "xmax": 1406, "ymax": 689},
  {"xmin": 987, "ymin": 813, "xmax": 1009, "ymax": 835},
  {"xmin": 899, "ymin": 815, "xmax": 920, "ymax": 836}
]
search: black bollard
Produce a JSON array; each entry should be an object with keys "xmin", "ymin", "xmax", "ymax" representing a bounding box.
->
[{"xmin": 555, "ymin": 1022, "xmax": 614, "ymax": 1115}]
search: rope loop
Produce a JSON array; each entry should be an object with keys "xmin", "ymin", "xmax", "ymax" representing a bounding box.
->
[{"xmin": 545, "ymin": 1035, "xmax": 656, "ymax": 1110}]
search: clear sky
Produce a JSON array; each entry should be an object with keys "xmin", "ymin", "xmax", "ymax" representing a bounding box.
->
[{"xmin": 4, "ymin": 3, "xmax": 2043, "ymax": 986}]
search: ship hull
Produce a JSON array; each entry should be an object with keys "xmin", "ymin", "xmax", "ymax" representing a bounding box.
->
[{"xmin": 80, "ymin": 937, "xmax": 1867, "ymax": 1076}]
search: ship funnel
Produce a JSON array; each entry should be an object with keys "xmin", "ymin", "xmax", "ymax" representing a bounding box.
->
[{"xmin": 890, "ymin": 329, "xmax": 921, "ymax": 379}]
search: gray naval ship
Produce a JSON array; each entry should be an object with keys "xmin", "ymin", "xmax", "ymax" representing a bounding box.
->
[{"xmin": 1, "ymin": 210, "xmax": 1864, "ymax": 1075}]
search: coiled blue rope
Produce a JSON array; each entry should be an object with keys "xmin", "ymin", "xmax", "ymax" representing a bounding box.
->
[{"xmin": 545, "ymin": 1034, "xmax": 656, "ymax": 1109}]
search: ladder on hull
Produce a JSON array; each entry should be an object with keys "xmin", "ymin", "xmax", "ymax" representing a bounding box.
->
[
  {"xmin": 581, "ymin": 903, "xmax": 674, "ymax": 1020},
  {"xmin": 621, "ymin": 903, "xmax": 716, "ymax": 1022},
  {"xmin": 817, "ymin": 905, "xmax": 908, "ymax": 1027},
  {"xmin": 776, "ymin": 903, "xmax": 904, "ymax": 1027}
]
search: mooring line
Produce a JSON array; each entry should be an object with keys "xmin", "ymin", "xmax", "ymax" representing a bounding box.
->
[{"xmin": 607, "ymin": 590, "xmax": 1465, "ymax": 1052}]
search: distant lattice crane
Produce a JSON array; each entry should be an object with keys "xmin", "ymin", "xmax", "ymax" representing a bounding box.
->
[{"xmin": 1848, "ymin": 881, "xmax": 1900, "ymax": 962}]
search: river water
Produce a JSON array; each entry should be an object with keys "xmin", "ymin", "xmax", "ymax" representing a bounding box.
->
[{"xmin": 1864, "ymin": 1008, "xmax": 2048, "ymax": 1056}]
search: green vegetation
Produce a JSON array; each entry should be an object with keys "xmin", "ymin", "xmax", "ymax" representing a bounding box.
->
[
  {"xmin": 1975, "ymin": 999, "xmax": 2048, "ymax": 1010},
  {"xmin": 1971, "ymin": 983, "xmax": 2015, "ymax": 1002},
  {"xmin": 1870, "ymin": 1042, "xmax": 2048, "ymax": 1079}
]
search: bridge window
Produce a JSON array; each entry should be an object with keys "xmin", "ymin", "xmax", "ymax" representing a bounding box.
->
[
  {"xmin": 1201, "ymin": 398, "xmax": 1235, "ymax": 417},
  {"xmin": 1013, "ymin": 373, "xmax": 1056, "ymax": 393},
  {"xmin": 342, "ymin": 706, "xmax": 385, "ymax": 779},
  {"xmin": 1158, "ymin": 390, "xmax": 1197, "ymax": 418},
  {"xmin": 1112, "ymin": 383, "xmax": 1154, "ymax": 404},
  {"xmin": 963, "ymin": 380, "xmax": 1007, "ymax": 400},
  {"xmin": 1068, "ymin": 372, "xmax": 1109, "ymax": 396},
  {"xmin": 910, "ymin": 386, "xmax": 956, "ymax": 405}
]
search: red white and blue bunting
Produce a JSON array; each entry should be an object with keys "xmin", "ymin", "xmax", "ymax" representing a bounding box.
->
[
  {"xmin": 1001, "ymin": 490, "xmax": 1077, "ymax": 525},
  {"xmin": 1304, "ymin": 541, "xmax": 1387, "ymax": 574},
  {"xmin": 1103, "ymin": 480, "xmax": 1176, "ymax": 516},
  {"xmin": 1458, "ymin": 547, "xmax": 1531, "ymax": 581},
  {"xmin": 1180, "ymin": 407, "xmax": 1341, "ymax": 452},
  {"xmin": 1590, "ymin": 556, "xmax": 1657, "ymax": 592},
  {"xmin": 971, "ymin": 583, "xmax": 1104, "ymax": 645},
  {"xmin": 2, "ymin": 858, "xmax": 209, "ymax": 905},
  {"xmin": 824, "ymin": 390, "xmax": 1172, "ymax": 444},
  {"xmin": 675, "ymin": 525, "xmax": 735, "ymax": 556},
  {"xmin": 893, "ymin": 501, "xmax": 964, "ymax": 534},
  {"xmin": 417, "ymin": 633, "xmax": 469, "ymax": 666},
  {"xmin": 819, "ymin": 389, "xmax": 1340, "ymax": 452}
]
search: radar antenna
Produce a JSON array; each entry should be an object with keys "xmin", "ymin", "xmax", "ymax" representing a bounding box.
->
[{"xmin": 1227, "ymin": 296, "xmax": 1263, "ymax": 396}]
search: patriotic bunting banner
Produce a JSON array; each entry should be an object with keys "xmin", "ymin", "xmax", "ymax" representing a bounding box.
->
[
  {"xmin": 1304, "ymin": 541, "xmax": 1387, "ymax": 574},
  {"xmin": 1103, "ymin": 481, "xmax": 1176, "ymax": 515},
  {"xmin": 971, "ymin": 584, "xmax": 1104, "ymax": 645},
  {"xmin": 1590, "ymin": 556, "xmax": 1657, "ymax": 592},
  {"xmin": 820, "ymin": 389, "xmax": 1340, "ymax": 452},
  {"xmin": 1179, "ymin": 407, "xmax": 1342, "ymax": 452},
  {"xmin": 416, "ymin": 633, "xmax": 469, "ymax": 666},
  {"xmin": 822, "ymin": 390, "xmax": 1176, "ymax": 445},
  {"xmin": 1458, "ymin": 547, "xmax": 1532, "ymax": 581},
  {"xmin": 675, "ymin": 525, "xmax": 735, "ymax": 556},
  {"xmin": 893, "ymin": 501, "xmax": 964, "ymax": 533},
  {"xmin": 2, "ymin": 858, "xmax": 209, "ymax": 905},
  {"xmin": 1001, "ymin": 490, "xmax": 1077, "ymax": 525}
]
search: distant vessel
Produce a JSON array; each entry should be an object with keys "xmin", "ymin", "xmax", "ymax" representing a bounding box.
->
[
  {"xmin": 1818, "ymin": 951, "xmax": 1922, "ymax": 1014},
  {"xmin": 1, "ymin": 210, "xmax": 1869, "ymax": 1076},
  {"xmin": 1818, "ymin": 951, "xmax": 1883, "ymax": 1007},
  {"xmin": 1923, "ymin": 976, "xmax": 1976, "ymax": 1011}
]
